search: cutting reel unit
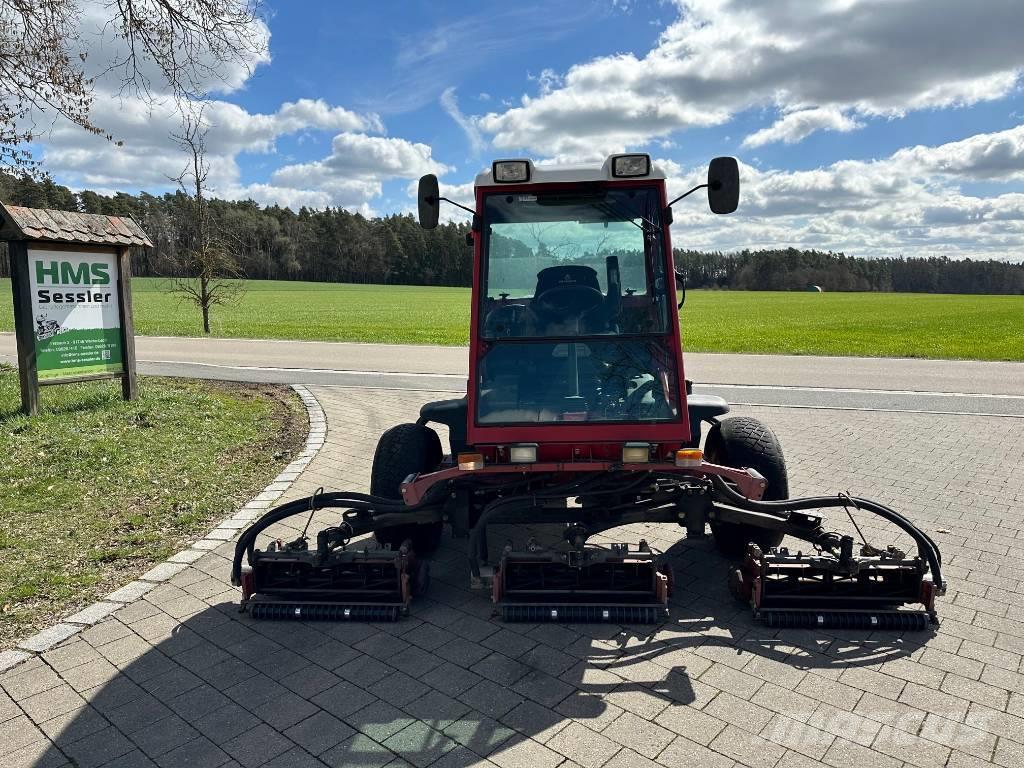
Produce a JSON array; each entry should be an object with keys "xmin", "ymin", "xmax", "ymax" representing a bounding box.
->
[{"xmin": 231, "ymin": 471, "xmax": 944, "ymax": 629}]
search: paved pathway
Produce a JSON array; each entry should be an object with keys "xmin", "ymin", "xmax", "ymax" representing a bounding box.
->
[
  {"xmin": 3, "ymin": 385, "xmax": 1024, "ymax": 768},
  {"xmin": 4, "ymin": 333, "xmax": 1024, "ymax": 395}
]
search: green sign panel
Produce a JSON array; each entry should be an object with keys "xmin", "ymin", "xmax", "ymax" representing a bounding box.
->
[{"xmin": 28, "ymin": 249, "xmax": 124, "ymax": 381}]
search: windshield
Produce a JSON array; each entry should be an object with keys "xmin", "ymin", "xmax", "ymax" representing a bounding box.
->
[
  {"xmin": 481, "ymin": 186, "xmax": 669, "ymax": 339},
  {"xmin": 478, "ymin": 338, "xmax": 681, "ymax": 425}
]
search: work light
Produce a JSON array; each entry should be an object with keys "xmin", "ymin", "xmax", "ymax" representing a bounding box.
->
[
  {"xmin": 622, "ymin": 442, "xmax": 651, "ymax": 463},
  {"xmin": 611, "ymin": 154, "xmax": 651, "ymax": 177},
  {"xmin": 509, "ymin": 443, "xmax": 538, "ymax": 463},
  {"xmin": 492, "ymin": 160, "xmax": 531, "ymax": 182}
]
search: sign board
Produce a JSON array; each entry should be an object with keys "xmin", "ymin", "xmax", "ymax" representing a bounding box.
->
[
  {"xmin": 28, "ymin": 248, "xmax": 125, "ymax": 381},
  {"xmin": 1, "ymin": 202, "xmax": 147, "ymax": 415}
]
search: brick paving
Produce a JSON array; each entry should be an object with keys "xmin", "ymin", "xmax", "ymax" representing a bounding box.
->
[{"xmin": 3, "ymin": 385, "xmax": 1024, "ymax": 768}]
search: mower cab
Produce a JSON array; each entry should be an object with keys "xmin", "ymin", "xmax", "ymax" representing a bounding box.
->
[{"xmin": 233, "ymin": 154, "xmax": 944, "ymax": 630}]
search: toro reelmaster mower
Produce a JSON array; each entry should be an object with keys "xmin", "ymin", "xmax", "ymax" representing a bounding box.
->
[{"xmin": 232, "ymin": 154, "xmax": 944, "ymax": 630}]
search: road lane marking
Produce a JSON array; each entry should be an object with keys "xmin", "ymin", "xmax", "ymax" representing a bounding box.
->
[
  {"xmin": 4, "ymin": 353, "xmax": 1022, "ymax": 415},
  {"xmin": 698, "ymin": 382, "xmax": 1024, "ymax": 400}
]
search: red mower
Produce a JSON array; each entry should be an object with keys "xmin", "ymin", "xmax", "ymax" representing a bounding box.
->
[{"xmin": 232, "ymin": 154, "xmax": 944, "ymax": 630}]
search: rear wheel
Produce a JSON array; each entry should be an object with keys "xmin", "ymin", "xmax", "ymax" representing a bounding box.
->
[
  {"xmin": 705, "ymin": 416, "xmax": 788, "ymax": 557},
  {"xmin": 371, "ymin": 423, "xmax": 444, "ymax": 553}
]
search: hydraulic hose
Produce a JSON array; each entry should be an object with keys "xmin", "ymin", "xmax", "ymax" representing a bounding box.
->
[
  {"xmin": 710, "ymin": 476, "xmax": 943, "ymax": 588},
  {"xmin": 231, "ymin": 489, "xmax": 443, "ymax": 585},
  {"xmin": 232, "ymin": 472, "xmax": 566, "ymax": 585}
]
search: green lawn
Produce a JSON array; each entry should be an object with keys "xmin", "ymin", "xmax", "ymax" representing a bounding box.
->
[
  {"xmin": 0, "ymin": 368, "xmax": 304, "ymax": 648},
  {"xmin": 1, "ymin": 277, "xmax": 1021, "ymax": 359}
]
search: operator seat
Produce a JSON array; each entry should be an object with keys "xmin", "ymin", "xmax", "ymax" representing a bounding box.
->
[{"xmin": 530, "ymin": 265, "xmax": 608, "ymax": 334}]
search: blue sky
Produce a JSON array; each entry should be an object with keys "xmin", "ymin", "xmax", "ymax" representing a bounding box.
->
[
  {"xmin": 32, "ymin": 0, "xmax": 1024, "ymax": 259},
  {"xmin": 234, "ymin": 0, "xmax": 672, "ymax": 207}
]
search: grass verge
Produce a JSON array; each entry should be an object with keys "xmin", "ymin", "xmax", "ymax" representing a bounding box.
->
[{"xmin": 0, "ymin": 365, "xmax": 305, "ymax": 649}]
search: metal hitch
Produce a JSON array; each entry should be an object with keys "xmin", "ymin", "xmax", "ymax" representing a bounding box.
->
[
  {"xmin": 730, "ymin": 540, "xmax": 938, "ymax": 631},
  {"xmin": 492, "ymin": 540, "xmax": 672, "ymax": 623},
  {"xmin": 241, "ymin": 539, "xmax": 426, "ymax": 622}
]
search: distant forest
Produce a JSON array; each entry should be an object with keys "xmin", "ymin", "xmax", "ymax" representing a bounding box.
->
[{"xmin": 1, "ymin": 173, "xmax": 1022, "ymax": 294}]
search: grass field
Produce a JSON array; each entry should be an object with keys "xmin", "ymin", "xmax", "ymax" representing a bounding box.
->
[
  {"xmin": 0, "ymin": 368, "xmax": 304, "ymax": 648},
  {"xmin": 1, "ymin": 277, "xmax": 1021, "ymax": 359}
]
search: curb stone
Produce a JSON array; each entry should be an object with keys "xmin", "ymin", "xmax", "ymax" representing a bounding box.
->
[
  {"xmin": 0, "ymin": 650, "xmax": 31, "ymax": 673},
  {"xmin": 7, "ymin": 383, "xmax": 326, "ymax": 667}
]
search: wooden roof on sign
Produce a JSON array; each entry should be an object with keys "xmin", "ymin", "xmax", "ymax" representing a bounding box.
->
[{"xmin": 0, "ymin": 202, "xmax": 153, "ymax": 247}]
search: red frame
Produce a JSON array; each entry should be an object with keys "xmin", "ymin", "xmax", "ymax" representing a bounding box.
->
[
  {"xmin": 401, "ymin": 460, "xmax": 767, "ymax": 506},
  {"xmin": 466, "ymin": 178, "xmax": 690, "ymax": 448}
]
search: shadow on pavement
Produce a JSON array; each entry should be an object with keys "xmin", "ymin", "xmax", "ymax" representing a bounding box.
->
[{"xmin": 20, "ymin": 533, "xmax": 926, "ymax": 768}]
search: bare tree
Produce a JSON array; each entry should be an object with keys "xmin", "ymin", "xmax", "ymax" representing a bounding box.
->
[
  {"xmin": 0, "ymin": 0, "xmax": 266, "ymax": 172},
  {"xmin": 525, "ymin": 222, "xmax": 581, "ymax": 261},
  {"xmin": 169, "ymin": 107, "xmax": 243, "ymax": 334}
]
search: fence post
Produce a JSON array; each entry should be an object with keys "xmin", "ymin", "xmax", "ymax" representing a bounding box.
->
[
  {"xmin": 116, "ymin": 246, "xmax": 138, "ymax": 401},
  {"xmin": 9, "ymin": 240, "xmax": 40, "ymax": 415}
]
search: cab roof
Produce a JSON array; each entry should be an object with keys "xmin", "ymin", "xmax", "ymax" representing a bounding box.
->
[{"xmin": 474, "ymin": 154, "xmax": 666, "ymax": 187}]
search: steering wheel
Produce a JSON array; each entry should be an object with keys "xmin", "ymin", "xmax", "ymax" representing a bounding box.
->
[
  {"xmin": 624, "ymin": 378, "xmax": 659, "ymax": 416},
  {"xmin": 533, "ymin": 283, "xmax": 604, "ymax": 322}
]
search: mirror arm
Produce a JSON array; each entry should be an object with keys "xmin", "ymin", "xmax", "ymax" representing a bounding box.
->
[
  {"xmin": 431, "ymin": 196, "xmax": 477, "ymax": 217},
  {"xmin": 665, "ymin": 183, "xmax": 708, "ymax": 209}
]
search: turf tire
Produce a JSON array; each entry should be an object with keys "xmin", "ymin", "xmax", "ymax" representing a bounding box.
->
[
  {"xmin": 705, "ymin": 416, "xmax": 789, "ymax": 557},
  {"xmin": 371, "ymin": 423, "xmax": 444, "ymax": 553}
]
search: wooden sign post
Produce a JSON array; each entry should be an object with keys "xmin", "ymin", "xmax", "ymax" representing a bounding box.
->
[{"xmin": 1, "ymin": 203, "xmax": 151, "ymax": 415}]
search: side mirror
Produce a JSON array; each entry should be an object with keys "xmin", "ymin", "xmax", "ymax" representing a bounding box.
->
[
  {"xmin": 675, "ymin": 269, "xmax": 685, "ymax": 308},
  {"xmin": 707, "ymin": 157, "xmax": 739, "ymax": 215},
  {"xmin": 418, "ymin": 174, "xmax": 440, "ymax": 230}
]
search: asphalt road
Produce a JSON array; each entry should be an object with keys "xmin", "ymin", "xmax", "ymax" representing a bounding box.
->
[{"xmin": 3, "ymin": 332, "xmax": 1024, "ymax": 417}]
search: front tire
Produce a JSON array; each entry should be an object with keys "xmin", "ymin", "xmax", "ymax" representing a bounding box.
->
[
  {"xmin": 371, "ymin": 423, "xmax": 444, "ymax": 553},
  {"xmin": 705, "ymin": 416, "xmax": 789, "ymax": 557}
]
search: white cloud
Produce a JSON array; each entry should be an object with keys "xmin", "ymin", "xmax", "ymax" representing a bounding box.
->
[
  {"xmin": 413, "ymin": 122, "xmax": 1024, "ymax": 259},
  {"xmin": 273, "ymin": 100, "xmax": 383, "ymax": 135},
  {"xmin": 742, "ymin": 107, "xmax": 862, "ymax": 148},
  {"xmin": 659, "ymin": 125, "xmax": 1024, "ymax": 259},
  {"xmin": 440, "ymin": 88, "xmax": 486, "ymax": 155},
  {"xmin": 263, "ymin": 133, "xmax": 452, "ymax": 209},
  {"xmin": 272, "ymin": 133, "xmax": 449, "ymax": 184},
  {"xmin": 889, "ymin": 124, "xmax": 1024, "ymax": 180},
  {"xmin": 25, "ymin": 3, "xmax": 436, "ymax": 213},
  {"xmin": 38, "ymin": 96, "xmax": 386, "ymax": 196},
  {"xmin": 478, "ymin": 0, "xmax": 1024, "ymax": 154}
]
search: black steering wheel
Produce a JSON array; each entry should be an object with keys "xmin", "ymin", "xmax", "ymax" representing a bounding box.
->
[
  {"xmin": 624, "ymin": 378, "xmax": 659, "ymax": 416},
  {"xmin": 534, "ymin": 283, "xmax": 604, "ymax": 322}
]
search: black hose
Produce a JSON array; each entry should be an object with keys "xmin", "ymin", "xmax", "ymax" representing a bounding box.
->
[
  {"xmin": 232, "ymin": 472, "xmax": 568, "ymax": 585},
  {"xmin": 231, "ymin": 489, "xmax": 443, "ymax": 584},
  {"xmin": 711, "ymin": 476, "xmax": 943, "ymax": 587}
]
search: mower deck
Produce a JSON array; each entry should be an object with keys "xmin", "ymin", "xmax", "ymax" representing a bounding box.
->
[
  {"xmin": 239, "ymin": 538, "xmax": 423, "ymax": 622},
  {"xmin": 492, "ymin": 541, "xmax": 671, "ymax": 623},
  {"xmin": 231, "ymin": 465, "xmax": 943, "ymax": 629},
  {"xmin": 732, "ymin": 541, "xmax": 938, "ymax": 630}
]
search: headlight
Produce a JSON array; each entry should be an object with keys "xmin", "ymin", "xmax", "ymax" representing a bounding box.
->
[
  {"xmin": 622, "ymin": 442, "xmax": 651, "ymax": 463},
  {"xmin": 611, "ymin": 154, "xmax": 651, "ymax": 177},
  {"xmin": 509, "ymin": 443, "xmax": 538, "ymax": 463},
  {"xmin": 492, "ymin": 160, "xmax": 531, "ymax": 183}
]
